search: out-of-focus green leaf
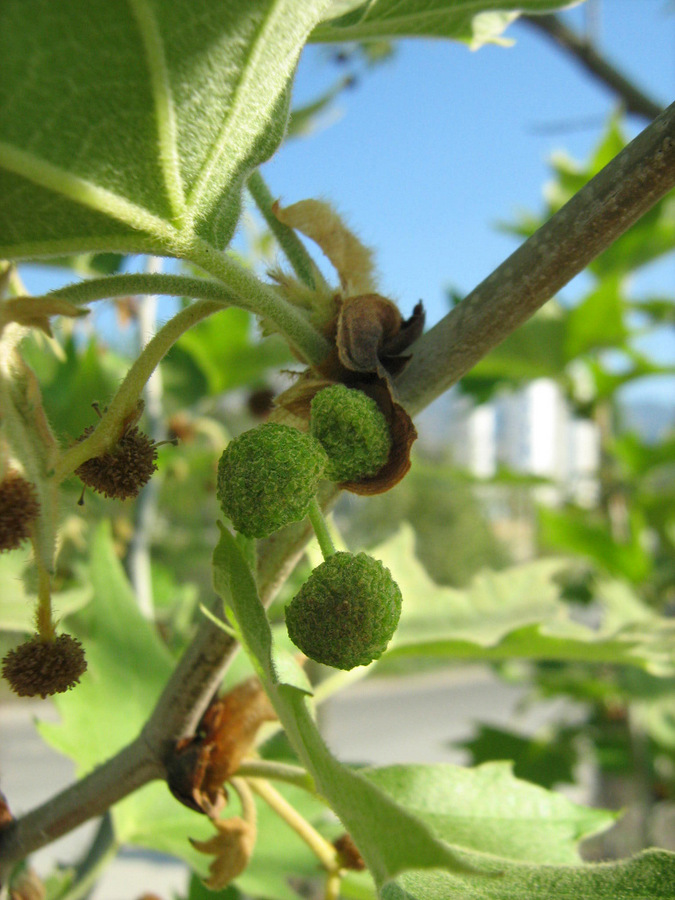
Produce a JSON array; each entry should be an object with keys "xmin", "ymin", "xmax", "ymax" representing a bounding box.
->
[
  {"xmin": 0, "ymin": 0, "xmax": 330, "ymax": 260},
  {"xmin": 165, "ymin": 307, "xmax": 292, "ymax": 400},
  {"xmin": 21, "ymin": 334, "xmax": 128, "ymax": 439},
  {"xmin": 564, "ymin": 275, "xmax": 627, "ymax": 359},
  {"xmin": 459, "ymin": 725, "xmax": 578, "ymax": 789},
  {"xmin": 373, "ymin": 528, "xmax": 675, "ymax": 675},
  {"xmin": 458, "ymin": 313, "xmax": 567, "ymax": 401},
  {"xmin": 37, "ymin": 523, "xmax": 217, "ymax": 863},
  {"xmin": 312, "ymin": 1, "xmax": 578, "ymax": 47},
  {"xmin": 539, "ymin": 506, "xmax": 652, "ymax": 584}
]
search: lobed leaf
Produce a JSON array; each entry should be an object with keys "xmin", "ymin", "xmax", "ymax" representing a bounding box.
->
[{"xmin": 0, "ymin": 0, "xmax": 330, "ymax": 260}]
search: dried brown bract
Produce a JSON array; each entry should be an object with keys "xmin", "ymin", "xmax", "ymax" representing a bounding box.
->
[
  {"xmin": 168, "ymin": 677, "xmax": 276, "ymax": 817},
  {"xmin": 333, "ymin": 832, "xmax": 366, "ymax": 871},
  {"xmin": 0, "ymin": 471, "xmax": 40, "ymax": 552},
  {"xmin": 75, "ymin": 424, "xmax": 158, "ymax": 500},
  {"xmin": 2, "ymin": 632, "xmax": 87, "ymax": 698}
]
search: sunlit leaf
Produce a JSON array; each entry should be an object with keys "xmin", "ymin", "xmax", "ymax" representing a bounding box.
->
[
  {"xmin": 311, "ymin": 0, "xmax": 577, "ymax": 47},
  {"xmin": 0, "ymin": 0, "xmax": 330, "ymax": 260}
]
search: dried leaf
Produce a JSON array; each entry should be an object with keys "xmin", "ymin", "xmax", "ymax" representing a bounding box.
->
[
  {"xmin": 274, "ymin": 199, "xmax": 376, "ymax": 296},
  {"xmin": 0, "ymin": 296, "xmax": 88, "ymax": 337},
  {"xmin": 190, "ymin": 815, "xmax": 256, "ymax": 890},
  {"xmin": 167, "ymin": 677, "xmax": 276, "ymax": 816}
]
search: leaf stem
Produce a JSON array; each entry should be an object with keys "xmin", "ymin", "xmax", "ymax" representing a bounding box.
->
[
  {"xmin": 53, "ymin": 298, "xmax": 225, "ymax": 481},
  {"xmin": 308, "ymin": 497, "xmax": 337, "ymax": 559},
  {"xmin": 235, "ymin": 760, "xmax": 315, "ymax": 793},
  {"xmin": 246, "ymin": 777, "xmax": 340, "ymax": 875},
  {"xmin": 184, "ymin": 237, "xmax": 331, "ymax": 366},
  {"xmin": 34, "ymin": 555, "xmax": 55, "ymax": 641},
  {"xmin": 247, "ymin": 170, "xmax": 322, "ymax": 289},
  {"xmin": 36, "ymin": 272, "xmax": 237, "ymax": 309}
]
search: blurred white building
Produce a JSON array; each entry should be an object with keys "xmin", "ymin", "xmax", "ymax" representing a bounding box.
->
[{"xmin": 427, "ymin": 379, "xmax": 600, "ymax": 506}]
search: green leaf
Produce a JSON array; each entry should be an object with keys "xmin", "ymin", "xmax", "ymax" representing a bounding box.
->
[
  {"xmin": 373, "ymin": 528, "xmax": 675, "ymax": 675},
  {"xmin": 459, "ymin": 724, "xmax": 578, "ymax": 790},
  {"xmin": 0, "ymin": 0, "xmax": 330, "ymax": 260},
  {"xmin": 564, "ymin": 276, "xmax": 628, "ymax": 360},
  {"xmin": 311, "ymin": 1, "xmax": 577, "ymax": 47},
  {"xmin": 539, "ymin": 506, "xmax": 652, "ymax": 584},
  {"xmin": 38, "ymin": 522, "xmax": 175, "ymax": 770},
  {"xmin": 166, "ymin": 307, "xmax": 292, "ymax": 399},
  {"xmin": 364, "ymin": 762, "xmax": 613, "ymax": 866},
  {"xmin": 459, "ymin": 312, "xmax": 567, "ymax": 401},
  {"xmin": 382, "ymin": 849, "xmax": 675, "ymax": 900}
]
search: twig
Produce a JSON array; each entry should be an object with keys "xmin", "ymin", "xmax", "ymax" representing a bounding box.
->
[
  {"xmin": 396, "ymin": 100, "xmax": 675, "ymax": 415},
  {"xmin": 2, "ymin": 103, "xmax": 674, "ymax": 877},
  {"xmin": 523, "ymin": 14, "xmax": 664, "ymax": 122}
]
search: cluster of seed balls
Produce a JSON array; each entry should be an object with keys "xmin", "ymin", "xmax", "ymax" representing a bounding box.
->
[
  {"xmin": 216, "ymin": 385, "xmax": 403, "ymax": 671},
  {"xmin": 1, "ymin": 417, "xmax": 161, "ymax": 698}
]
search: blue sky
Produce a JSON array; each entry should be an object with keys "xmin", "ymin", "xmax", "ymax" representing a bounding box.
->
[
  {"xmin": 258, "ymin": 0, "xmax": 674, "ymax": 404},
  {"xmin": 21, "ymin": 0, "xmax": 674, "ymax": 402}
]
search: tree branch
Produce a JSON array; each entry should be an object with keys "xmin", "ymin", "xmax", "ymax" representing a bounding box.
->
[
  {"xmin": 522, "ymin": 14, "xmax": 664, "ymax": 122},
  {"xmin": 396, "ymin": 100, "xmax": 675, "ymax": 415},
  {"xmin": 2, "ymin": 102, "xmax": 674, "ymax": 878}
]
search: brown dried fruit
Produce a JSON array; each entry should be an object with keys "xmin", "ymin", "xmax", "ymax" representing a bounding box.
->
[
  {"xmin": 2, "ymin": 633, "xmax": 87, "ymax": 698},
  {"xmin": 75, "ymin": 425, "xmax": 158, "ymax": 500},
  {"xmin": 0, "ymin": 472, "xmax": 40, "ymax": 552}
]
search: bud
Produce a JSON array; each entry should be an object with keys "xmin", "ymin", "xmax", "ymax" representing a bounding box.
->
[
  {"xmin": 217, "ymin": 423, "xmax": 327, "ymax": 538},
  {"xmin": 285, "ymin": 552, "xmax": 402, "ymax": 670},
  {"xmin": 310, "ymin": 385, "xmax": 391, "ymax": 482}
]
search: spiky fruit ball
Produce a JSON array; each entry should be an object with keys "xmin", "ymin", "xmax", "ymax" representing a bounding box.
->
[
  {"xmin": 75, "ymin": 426, "xmax": 158, "ymax": 500},
  {"xmin": 0, "ymin": 472, "xmax": 40, "ymax": 552},
  {"xmin": 285, "ymin": 551, "xmax": 402, "ymax": 670},
  {"xmin": 310, "ymin": 385, "xmax": 391, "ymax": 482},
  {"xmin": 2, "ymin": 633, "xmax": 87, "ymax": 698},
  {"xmin": 217, "ymin": 423, "xmax": 327, "ymax": 538}
]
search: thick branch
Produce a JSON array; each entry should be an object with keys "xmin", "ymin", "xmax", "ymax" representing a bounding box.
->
[
  {"xmin": 523, "ymin": 14, "xmax": 664, "ymax": 122},
  {"xmin": 397, "ymin": 100, "xmax": 675, "ymax": 415},
  {"xmin": 2, "ymin": 103, "xmax": 674, "ymax": 878}
]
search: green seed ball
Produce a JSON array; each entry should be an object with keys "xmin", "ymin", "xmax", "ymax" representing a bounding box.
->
[
  {"xmin": 310, "ymin": 385, "xmax": 391, "ymax": 482},
  {"xmin": 286, "ymin": 551, "xmax": 402, "ymax": 670},
  {"xmin": 217, "ymin": 423, "xmax": 327, "ymax": 538}
]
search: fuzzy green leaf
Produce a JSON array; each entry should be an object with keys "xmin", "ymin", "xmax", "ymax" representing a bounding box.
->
[
  {"xmin": 312, "ymin": 1, "xmax": 578, "ymax": 47},
  {"xmin": 382, "ymin": 850, "xmax": 675, "ymax": 900},
  {"xmin": 364, "ymin": 762, "xmax": 613, "ymax": 866},
  {"xmin": 0, "ymin": 0, "xmax": 330, "ymax": 260}
]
